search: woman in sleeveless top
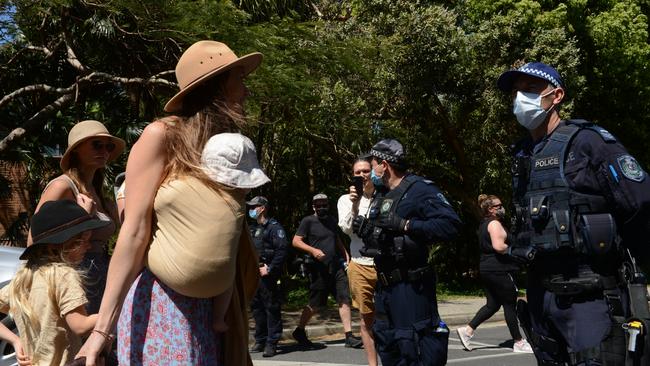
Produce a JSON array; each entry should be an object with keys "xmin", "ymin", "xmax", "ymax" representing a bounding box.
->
[
  {"xmin": 76, "ymin": 41, "xmax": 263, "ymax": 366},
  {"xmin": 456, "ymin": 195, "xmax": 533, "ymax": 353},
  {"xmin": 30, "ymin": 120, "xmax": 125, "ymax": 315}
]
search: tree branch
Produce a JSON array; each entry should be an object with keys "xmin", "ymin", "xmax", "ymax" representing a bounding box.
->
[
  {"xmin": 0, "ymin": 94, "xmax": 75, "ymax": 152},
  {"xmin": 88, "ymin": 71, "xmax": 177, "ymax": 88},
  {"xmin": 0, "ymin": 84, "xmax": 73, "ymax": 109},
  {"xmin": 0, "ymin": 68, "xmax": 176, "ymax": 152},
  {"xmin": 426, "ymin": 95, "xmax": 477, "ymax": 218},
  {"xmin": 63, "ymin": 36, "xmax": 87, "ymax": 73},
  {"xmin": 302, "ymin": 127, "xmax": 356, "ymax": 161}
]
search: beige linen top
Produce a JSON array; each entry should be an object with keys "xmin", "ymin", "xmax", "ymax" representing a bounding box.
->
[
  {"xmin": 146, "ymin": 176, "xmax": 245, "ymax": 298},
  {"xmin": 0, "ymin": 266, "xmax": 87, "ymax": 366}
]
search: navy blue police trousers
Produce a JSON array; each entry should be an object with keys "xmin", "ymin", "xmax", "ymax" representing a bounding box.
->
[
  {"xmin": 373, "ymin": 277, "xmax": 448, "ymax": 366},
  {"xmin": 251, "ymin": 276, "xmax": 283, "ymax": 346}
]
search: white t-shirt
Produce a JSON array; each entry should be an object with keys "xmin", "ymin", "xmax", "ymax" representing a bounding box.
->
[{"xmin": 337, "ymin": 193, "xmax": 374, "ymax": 266}]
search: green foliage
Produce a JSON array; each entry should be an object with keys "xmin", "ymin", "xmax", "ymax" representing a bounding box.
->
[{"xmin": 283, "ymin": 276, "xmax": 310, "ymax": 310}]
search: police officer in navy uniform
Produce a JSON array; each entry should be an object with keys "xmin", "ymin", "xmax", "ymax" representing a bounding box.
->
[
  {"xmin": 247, "ymin": 196, "xmax": 288, "ymax": 358},
  {"xmin": 498, "ymin": 62, "xmax": 650, "ymax": 365},
  {"xmin": 353, "ymin": 139, "xmax": 461, "ymax": 366}
]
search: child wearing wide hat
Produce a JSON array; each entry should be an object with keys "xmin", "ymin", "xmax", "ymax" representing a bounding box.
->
[{"xmin": 0, "ymin": 200, "xmax": 109, "ymax": 365}]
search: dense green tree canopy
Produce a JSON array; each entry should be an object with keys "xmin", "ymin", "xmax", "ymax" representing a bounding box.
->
[{"xmin": 1, "ymin": 0, "xmax": 649, "ymax": 283}]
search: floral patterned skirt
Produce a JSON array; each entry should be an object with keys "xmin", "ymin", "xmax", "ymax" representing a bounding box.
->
[{"xmin": 117, "ymin": 268, "xmax": 221, "ymax": 365}]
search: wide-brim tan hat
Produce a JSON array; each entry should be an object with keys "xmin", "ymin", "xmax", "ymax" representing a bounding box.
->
[
  {"xmin": 164, "ymin": 40, "xmax": 263, "ymax": 113},
  {"xmin": 60, "ymin": 120, "xmax": 126, "ymax": 170}
]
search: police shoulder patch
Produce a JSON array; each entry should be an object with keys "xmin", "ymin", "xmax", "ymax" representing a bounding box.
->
[
  {"xmin": 436, "ymin": 193, "xmax": 451, "ymax": 206},
  {"xmin": 617, "ymin": 155, "xmax": 646, "ymax": 182},
  {"xmin": 276, "ymin": 229, "xmax": 286, "ymax": 239}
]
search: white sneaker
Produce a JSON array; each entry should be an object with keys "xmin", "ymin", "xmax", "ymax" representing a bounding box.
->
[
  {"xmin": 456, "ymin": 326, "xmax": 473, "ymax": 351},
  {"xmin": 513, "ymin": 339, "xmax": 534, "ymax": 353}
]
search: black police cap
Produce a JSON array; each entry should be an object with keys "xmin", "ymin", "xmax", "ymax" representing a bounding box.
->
[{"xmin": 370, "ymin": 139, "xmax": 407, "ymax": 166}]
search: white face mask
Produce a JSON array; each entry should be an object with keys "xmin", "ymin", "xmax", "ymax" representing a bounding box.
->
[{"xmin": 513, "ymin": 89, "xmax": 555, "ymax": 130}]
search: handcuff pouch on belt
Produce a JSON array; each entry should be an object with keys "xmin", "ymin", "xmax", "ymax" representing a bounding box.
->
[{"xmin": 576, "ymin": 213, "xmax": 617, "ymax": 256}]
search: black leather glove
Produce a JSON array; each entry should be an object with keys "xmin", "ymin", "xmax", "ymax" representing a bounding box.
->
[
  {"xmin": 376, "ymin": 212, "xmax": 408, "ymax": 233},
  {"xmin": 507, "ymin": 245, "xmax": 536, "ymax": 265},
  {"xmin": 352, "ymin": 215, "xmax": 373, "ymax": 238}
]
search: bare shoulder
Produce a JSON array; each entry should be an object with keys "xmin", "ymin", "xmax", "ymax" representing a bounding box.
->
[
  {"xmin": 487, "ymin": 219, "xmax": 504, "ymax": 232},
  {"xmin": 39, "ymin": 178, "xmax": 75, "ymax": 205},
  {"xmin": 141, "ymin": 120, "xmax": 170, "ymax": 140},
  {"xmin": 132, "ymin": 119, "xmax": 173, "ymax": 155}
]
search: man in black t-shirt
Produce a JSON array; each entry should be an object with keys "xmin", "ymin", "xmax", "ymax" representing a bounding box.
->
[{"xmin": 291, "ymin": 193, "xmax": 363, "ymax": 349}]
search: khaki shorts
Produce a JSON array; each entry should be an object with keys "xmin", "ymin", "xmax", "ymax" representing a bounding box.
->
[{"xmin": 347, "ymin": 260, "xmax": 377, "ymax": 315}]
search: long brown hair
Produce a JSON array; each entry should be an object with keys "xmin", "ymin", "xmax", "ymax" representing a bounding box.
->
[
  {"xmin": 64, "ymin": 154, "xmax": 117, "ymax": 223},
  {"xmin": 162, "ymin": 70, "xmax": 247, "ymax": 187},
  {"xmin": 478, "ymin": 194, "xmax": 500, "ymax": 218}
]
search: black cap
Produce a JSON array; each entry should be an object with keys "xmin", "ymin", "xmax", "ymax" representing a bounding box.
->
[
  {"xmin": 370, "ymin": 139, "xmax": 407, "ymax": 166},
  {"xmin": 246, "ymin": 196, "xmax": 269, "ymax": 207},
  {"xmin": 22, "ymin": 200, "xmax": 110, "ymax": 260}
]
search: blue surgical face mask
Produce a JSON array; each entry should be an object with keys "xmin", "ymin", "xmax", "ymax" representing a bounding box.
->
[
  {"xmin": 248, "ymin": 209, "xmax": 258, "ymax": 219},
  {"xmin": 513, "ymin": 89, "xmax": 556, "ymax": 130},
  {"xmin": 371, "ymin": 168, "xmax": 384, "ymax": 187}
]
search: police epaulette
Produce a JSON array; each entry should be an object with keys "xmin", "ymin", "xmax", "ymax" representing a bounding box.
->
[
  {"xmin": 586, "ymin": 125, "xmax": 617, "ymax": 142},
  {"xmin": 566, "ymin": 119, "xmax": 617, "ymax": 143}
]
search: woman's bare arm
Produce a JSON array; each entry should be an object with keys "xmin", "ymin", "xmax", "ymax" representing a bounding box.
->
[{"xmin": 487, "ymin": 220, "xmax": 509, "ymax": 254}]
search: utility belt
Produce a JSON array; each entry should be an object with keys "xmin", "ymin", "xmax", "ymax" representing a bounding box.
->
[
  {"xmin": 377, "ymin": 265, "xmax": 433, "ymax": 287},
  {"xmin": 542, "ymin": 272, "xmax": 618, "ymax": 297}
]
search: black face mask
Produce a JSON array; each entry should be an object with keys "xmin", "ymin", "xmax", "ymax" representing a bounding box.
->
[{"xmin": 316, "ymin": 208, "xmax": 329, "ymax": 218}]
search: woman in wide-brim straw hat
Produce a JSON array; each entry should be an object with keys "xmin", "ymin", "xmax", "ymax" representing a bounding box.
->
[
  {"xmin": 29, "ymin": 119, "xmax": 125, "ymax": 316},
  {"xmin": 76, "ymin": 40, "xmax": 263, "ymax": 366}
]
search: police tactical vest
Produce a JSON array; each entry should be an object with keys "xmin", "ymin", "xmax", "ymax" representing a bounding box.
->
[
  {"xmin": 252, "ymin": 219, "xmax": 279, "ymax": 262},
  {"xmin": 368, "ymin": 175, "xmax": 431, "ymax": 271},
  {"xmin": 512, "ymin": 121, "xmax": 616, "ymax": 258}
]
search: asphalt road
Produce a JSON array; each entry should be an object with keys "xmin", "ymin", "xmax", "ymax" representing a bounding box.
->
[{"xmin": 252, "ymin": 322, "xmax": 537, "ymax": 365}]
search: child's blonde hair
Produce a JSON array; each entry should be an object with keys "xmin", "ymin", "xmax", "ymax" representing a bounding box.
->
[{"xmin": 8, "ymin": 237, "xmax": 86, "ymax": 362}]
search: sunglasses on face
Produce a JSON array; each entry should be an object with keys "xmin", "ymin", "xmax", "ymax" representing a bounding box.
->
[{"xmin": 91, "ymin": 140, "xmax": 116, "ymax": 153}]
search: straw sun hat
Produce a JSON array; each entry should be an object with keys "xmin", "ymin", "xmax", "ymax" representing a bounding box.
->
[
  {"xmin": 164, "ymin": 40, "xmax": 263, "ymax": 113},
  {"xmin": 60, "ymin": 120, "xmax": 126, "ymax": 170}
]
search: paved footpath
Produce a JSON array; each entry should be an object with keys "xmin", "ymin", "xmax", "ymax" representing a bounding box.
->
[
  {"xmin": 251, "ymin": 322, "xmax": 537, "ymax": 366},
  {"xmin": 252, "ymin": 287, "xmax": 650, "ymax": 341},
  {"xmin": 250, "ymin": 296, "xmax": 499, "ymax": 342}
]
